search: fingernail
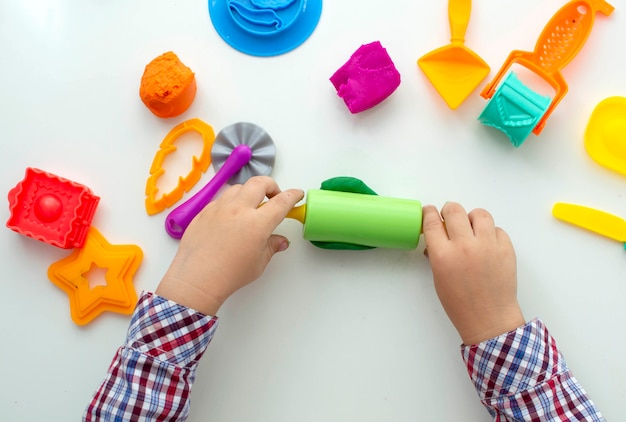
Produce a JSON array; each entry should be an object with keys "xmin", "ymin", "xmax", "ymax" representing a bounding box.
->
[{"xmin": 278, "ymin": 240, "xmax": 290, "ymax": 252}]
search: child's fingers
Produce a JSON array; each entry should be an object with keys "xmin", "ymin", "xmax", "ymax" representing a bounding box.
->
[
  {"xmin": 267, "ymin": 234, "xmax": 291, "ymax": 255},
  {"xmin": 219, "ymin": 183, "xmax": 243, "ymax": 201},
  {"xmin": 495, "ymin": 227, "xmax": 513, "ymax": 247},
  {"xmin": 468, "ymin": 208, "xmax": 497, "ymax": 238},
  {"xmin": 237, "ymin": 176, "xmax": 281, "ymax": 207},
  {"xmin": 440, "ymin": 202, "xmax": 473, "ymax": 240},
  {"xmin": 422, "ymin": 205, "xmax": 448, "ymax": 248}
]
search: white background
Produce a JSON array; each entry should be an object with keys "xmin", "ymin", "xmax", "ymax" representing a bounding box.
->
[{"xmin": 1, "ymin": 0, "xmax": 625, "ymax": 420}]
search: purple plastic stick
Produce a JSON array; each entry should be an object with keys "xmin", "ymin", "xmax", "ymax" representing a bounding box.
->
[{"xmin": 165, "ymin": 144, "xmax": 253, "ymax": 239}]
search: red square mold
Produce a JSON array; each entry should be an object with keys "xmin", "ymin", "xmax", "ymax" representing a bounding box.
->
[{"xmin": 7, "ymin": 168, "xmax": 100, "ymax": 249}]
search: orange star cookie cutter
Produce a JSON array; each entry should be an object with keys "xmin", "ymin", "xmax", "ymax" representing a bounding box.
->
[
  {"xmin": 48, "ymin": 227, "xmax": 143, "ymax": 325},
  {"xmin": 145, "ymin": 118, "xmax": 215, "ymax": 215}
]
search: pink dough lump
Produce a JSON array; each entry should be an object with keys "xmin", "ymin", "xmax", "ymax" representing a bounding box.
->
[{"xmin": 330, "ymin": 41, "xmax": 401, "ymax": 113}]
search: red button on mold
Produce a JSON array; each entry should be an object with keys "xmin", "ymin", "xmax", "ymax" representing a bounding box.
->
[{"xmin": 6, "ymin": 168, "xmax": 100, "ymax": 249}]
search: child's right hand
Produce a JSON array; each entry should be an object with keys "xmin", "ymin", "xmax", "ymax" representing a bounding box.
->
[
  {"xmin": 421, "ymin": 202, "xmax": 526, "ymax": 345},
  {"xmin": 156, "ymin": 176, "xmax": 304, "ymax": 316}
]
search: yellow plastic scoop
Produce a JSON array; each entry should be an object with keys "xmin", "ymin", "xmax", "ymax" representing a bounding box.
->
[
  {"xmin": 417, "ymin": 0, "xmax": 490, "ymax": 109},
  {"xmin": 552, "ymin": 202, "xmax": 626, "ymax": 247},
  {"xmin": 585, "ymin": 96, "xmax": 626, "ymax": 177}
]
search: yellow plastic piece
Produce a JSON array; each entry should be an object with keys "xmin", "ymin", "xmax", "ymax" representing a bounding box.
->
[
  {"xmin": 481, "ymin": 0, "xmax": 614, "ymax": 134},
  {"xmin": 285, "ymin": 204, "xmax": 306, "ymax": 224},
  {"xmin": 145, "ymin": 118, "xmax": 215, "ymax": 215},
  {"xmin": 47, "ymin": 227, "xmax": 143, "ymax": 325},
  {"xmin": 417, "ymin": 0, "xmax": 490, "ymax": 109},
  {"xmin": 258, "ymin": 202, "xmax": 306, "ymax": 223},
  {"xmin": 584, "ymin": 96, "xmax": 626, "ymax": 177},
  {"xmin": 552, "ymin": 202, "xmax": 626, "ymax": 243}
]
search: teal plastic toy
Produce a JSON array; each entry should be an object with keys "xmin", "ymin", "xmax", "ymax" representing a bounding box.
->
[
  {"xmin": 479, "ymin": 1, "xmax": 614, "ymax": 146},
  {"xmin": 478, "ymin": 72, "xmax": 550, "ymax": 147}
]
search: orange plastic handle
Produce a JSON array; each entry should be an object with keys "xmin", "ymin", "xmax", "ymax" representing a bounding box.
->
[
  {"xmin": 481, "ymin": 0, "xmax": 613, "ymax": 134},
  {"xmin": 449, "ymin": 0, "xmax": 471, "ymax": 44},
  {"xmin": 533, "ymin": 1, "xmax": 613, "ymax": 72}
]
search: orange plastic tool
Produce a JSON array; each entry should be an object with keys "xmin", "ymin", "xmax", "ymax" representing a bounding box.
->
[
  {"xmin": 145, "ymin": 118, "xmax": 215, "ymax": 215},
  {"xmin": 48, "ymin": 227, "xmax": 143, "ymax": 325},
  {"xmin": 481, "ymin": 0, "xmax": 614, "ymax": 134},
  {"xmin": 418, "ymin": 0, "xmax": 490, "ymax": 109}
]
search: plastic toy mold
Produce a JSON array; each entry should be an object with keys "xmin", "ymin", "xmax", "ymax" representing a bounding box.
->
[
  {"xmin": 417, "ymin": 0, "xmax": 490, "ymax": 109},
  {"xmin": 584, "ymin": 96, "xmax": 626, "ymax": 177},
  {"xmin": 7, "ymin": 168, "xmax": 100, "ymax": 249},
  {"xmin": 48, "ymin": 227, "xmax": 143, "ymax": 325},
  {"xmin": 478, "ymin": 72, "xmax": 551, "ymax": 148},
  {"xmin": 208, "ymin": 0, "xmax": 323, "ymax": 57},
  {"xmin": 145, "ymin": 118, "xmax": 216, "ymax": 215},
  {"xmin": 480, "ymin": 0, "xmax": 614, "ymax": 142}
]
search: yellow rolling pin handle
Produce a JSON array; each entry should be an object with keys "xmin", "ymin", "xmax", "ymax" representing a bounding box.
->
[
  {"xmin": 285, "ymin": 204, "xmax": 306, "ymax": 224},
  {"xmin": 552, "ymin": 202, "xmax": 626, "ymax": 245},
  {"xmin": 258, "ymin": 201, "xmax": 306, "ymax": 223}
]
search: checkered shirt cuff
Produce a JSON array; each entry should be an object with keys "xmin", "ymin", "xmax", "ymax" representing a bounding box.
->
[
  {"xmin": 126, "ymin": 291, "xmax": 218, "ymax": 367},
  {"xmin": 462, "ymin": 319, "xmax": 566, "ymax": 400},
  {"xmin": 462, "ymin": 319, "xmax": 605, "ymax": 421}
]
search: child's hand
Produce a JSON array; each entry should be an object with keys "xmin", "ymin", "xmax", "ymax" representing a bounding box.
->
[
  {"xmin": 156, "ymin": 176, "xmax": 304, "ymax": 316},
  {"xmin": 422, "ymin": 202, "xmax": 525, "ymax": 345}
]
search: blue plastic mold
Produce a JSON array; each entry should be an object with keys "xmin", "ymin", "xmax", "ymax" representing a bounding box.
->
[{"xmin": 208, "ymin": 0, "xmax": 323, "ymax": 57}]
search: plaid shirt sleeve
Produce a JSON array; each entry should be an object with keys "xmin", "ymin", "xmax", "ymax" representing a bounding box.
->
[
  {"xmin": 462, "ymin": 319, "xmax": 604, "ymax": 421},
  {"xmin": 83, "ymin": 291, "xmax": 218, "ymax": 421}
]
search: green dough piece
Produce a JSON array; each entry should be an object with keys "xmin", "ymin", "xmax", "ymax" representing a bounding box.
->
[
  {"xmin": 310, "ymin": 176, "xmax": 377, "ymax": 250},
  {"xmin": 319, "ymin": 176, "xmax": 378, "ymax": 196}
]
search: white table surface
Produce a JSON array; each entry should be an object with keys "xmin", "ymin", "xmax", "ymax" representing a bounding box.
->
[{"xmin": 1, "ymin": 0, "xmax": 624, "ymax": 420}]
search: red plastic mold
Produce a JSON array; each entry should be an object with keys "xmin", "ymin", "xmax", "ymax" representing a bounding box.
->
[{"xmin": 6, "ymin": 168, "xmax": 100, "ymax": 249}]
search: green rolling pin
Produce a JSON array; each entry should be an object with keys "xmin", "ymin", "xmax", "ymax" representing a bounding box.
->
[{"xmin": 285, "ymin": 189, "xmax": 423, "ymax": 250}]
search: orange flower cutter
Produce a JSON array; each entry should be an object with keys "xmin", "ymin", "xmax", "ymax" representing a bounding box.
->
[
  {"xmin": 481, "ymin": 0, "xmax": 614, "ymax": 135},
  {"xmin": 48, "ymin": 227, "xmax": 143, "ymax": 325}
]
